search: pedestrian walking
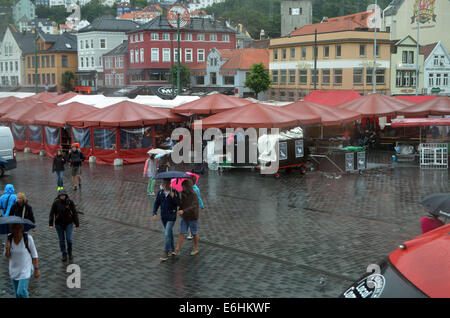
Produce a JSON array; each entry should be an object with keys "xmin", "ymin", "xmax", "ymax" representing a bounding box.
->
[
  {"xmin": 175, "ymin": 179, "xmax": 199, "ymax": 256},
  {"xmin": 0, "ymin": 184, "xmax": 17, "ymax": 217},
  {"xmin": 53, "ymin": 148, "xmax": 66, "ymax": 191},
  {"xmin": 421, "ymin": 213, "xmax": 445, "ymax": 234},
  {"xmin": 152, "ymin": 179, "xmax": 180, "ymax": 261},
  {"xmin": 143, "ymin": 153, "xmax": 158, "ymax": 196},
  {"xmin": 10, "ymin": 193, "xmax": 35, "ymax": 225},
  {"xmin": 4, "ymin": 223, "xmax": 40, "ymax": 298},
  {"xmin": 68, "ymin": 144, "xmax": 85, "ymax": 191},
  {"xmin": 49, "ymin": 190, "xmax": 79, "ymax": 262},
  {"xmin": 186, "ymin": 172, "xmax": 205, "ymax": 240}
]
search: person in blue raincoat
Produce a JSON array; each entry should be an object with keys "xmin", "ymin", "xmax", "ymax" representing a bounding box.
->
[{"xmin": 0, "ymin": 184, "xmax": 17, "ymax": 217}]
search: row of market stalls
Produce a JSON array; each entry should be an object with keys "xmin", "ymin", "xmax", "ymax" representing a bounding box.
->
[{"xmin": 0, "ymin": 90, "xmax": 448, "ymax": 168}]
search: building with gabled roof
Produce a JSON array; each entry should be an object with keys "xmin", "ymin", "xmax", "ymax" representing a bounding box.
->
[
  {"xmin": 420, "ymin": 41, "xmax": 450, "ymax": 96},
  {"xmin": 23, "ymin": 31, "xmax": 78, "ymax": 90},
  {"xmin": 76, "ymin": 17, "xmax": 139, "ymax": 93},
  {"xmin": 190, "ymin": 48, "xmax": 269, "ymax": 98},
  {"xmin": 102, "ymin": 40, "xmax": 129, "ymax": 88}
]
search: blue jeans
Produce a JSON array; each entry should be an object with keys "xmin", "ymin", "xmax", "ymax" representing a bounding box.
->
[
  {"xmin": 56, "ymin": 171, "xmax": 64, "ymax": 188},
  {"xmin": 55, "ymin": 223, "xmax": 73, "ymax": 256},
  {"xmin": 11, "ymin": 277, "xmax": 30, "ymax": 298},
  {"xmin": 180, "ymin": 219, "xmax": 198, "ymax": 235},
  {"xmin": 162, "ymin": 220, "xmax": 175, "ymax": 254}
]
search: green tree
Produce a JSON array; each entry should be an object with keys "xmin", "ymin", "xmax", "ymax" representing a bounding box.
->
[
  {"xmin": 244, "ymin": 63, "xmax": 271, "ymax": 97},
  {"xmin": 61, "ymin": 71, "xmax": 75, "ymax": 92},
  {"xmin": 36, "ymin": 5, "xmax": 68, "ymax": 25},
  {"xmin": 80, "ymin": 0, "xmax": 116, "ymax": 22},
  {"xmin": 168, "ymin": 64, "xmax": 191, "ymax": 89}
]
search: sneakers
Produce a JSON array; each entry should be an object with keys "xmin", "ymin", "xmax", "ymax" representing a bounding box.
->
[
  {"xmin": 68, "ymin": 254, "xmax": 73, "ymax": 261},
  {"xmin": 73, "ymin": 185, "xmax": 78, "ymax": 191},
  {"xmin": 160, "ymin": 252, "xmax": 169, "ymax": 261},
  {"xmin": 190, "ymin": 249, "xmax": 199, "ymax": 256},
  {"xmin": 78, "ymin": 184, "xmax": 81, "ymax": 190},
  {"xmin": 61, "ymin": 254, "xmax": 67, "ymax": 262},
  {"xmin": 57, "ymin": 186, "xmax": 64, "ymax": 192},
  {"xmin": 147, "ymin": 192, "xmax": 155, "ymax": 196},
  {"xmin": 187, "ymin": 234, "xmax": 193, "ymax": 240},
  {"xmin": 170, "ymin": 250, "xmax": 176, "ymax": 256},
  {"xmin": 174, "ymin": 249, "xmax": 180, "ymax": 256}
]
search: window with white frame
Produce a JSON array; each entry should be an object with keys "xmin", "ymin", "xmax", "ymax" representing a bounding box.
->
[
  {"xmin": 130, "ymin": 50, "xmax": 134, "ymax": 64},
  {"xmin": 140, "ymin": 33, "xmax": 143, "ymax": 42},
  {"xmin": 222, "ymin": 34, "xmax": 230, "ymax": 42},
  {"xmin": 197, "ymin": 49, "xmax": 205, "ymax": 62},
  {"xmin": 197, "ymin": 33, "xmax": 204, "ymax": 41},
  {"xmin": 209, "ymin": 34, "xmax": 217, "ymax": 41},
  {"xmin": 151, "ymin": 33, "xmax": 159, "ymax": 41},
  {"xmin": 185, "ymin": 33, "xmax": 192, "ymax": 41},
  {"xmin": 91, "ymin": 57, "xmax": 94, "ymax": 67},
  {"xmin": 80, "ymin": 41, "xmax": 83, "ymax": 50},
  {"xmin": 115, "ymin": 73, "xmax": 124, "ymax": 87},
  {"xmin": 163, "ymin": 48, "xmax": 171, "ymax": 62},
  {"xmin": 85, "ymin": 39, "xmax": 89, "ymax": 49},
  {"xmin": 174, "ymin": 48, "xmax": 181, "ymax": 62},
  {"xmin": 100, "ymin": 39, "xmax": 106, "ymax": 49},
  {"xmin": 135, "ymin": 49, "xmax": 139, "ymax": 63},
  {"xmin": 428, "ymin": 73, "xmax": 434, "ymax": 86},
  {"xmin": 91, "ymin": 39, "xmax": 94, "ymax": 49},
  {"xmin": 140, "ymin": 48, "xmax": 144, "ymax": 63},
  {"xmin": 151, "ymin": 48, "xmax": 159, "ymax": 62},
  {"xmin": 436, "ymin": 73, "xmax": 441, "ymax": 86},
  {"xmin": 116, "ymin": 56, "xmax": 123, "ymax": 69},
  {"xmin": 86, "ymin": 57, "xmax": 89, "ymax": 67},
  {"xmin": 80, "ymin": 57, "xmax": 84, "ymax": 68},
  {"xmin": 185, "ymin": 49, "xmax": 193, "ymax": 63},
  {"xmin": 443, "ymin": 74, "xmax": 448, "ymax": 86},
  {"xmin": 434, "ymin": 55, "xmax": 439, "ymax": 66},
  {"xmin": 163, "ymin": 33, "xmax": 170, "ymax": 41}
]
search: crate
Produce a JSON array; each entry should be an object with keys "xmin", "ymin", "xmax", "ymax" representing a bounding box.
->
[{"xmin": 419, "ymin": 143, "xmax": 448, "ymax": 169}]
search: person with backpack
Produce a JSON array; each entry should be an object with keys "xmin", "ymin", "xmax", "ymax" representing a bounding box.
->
[
  {"xmin": 53, "ymin": 148, "xmax": 66, "ymax": 191},
  {"xmin": 68, "ymin": 144, "xmax": 85, "ymax": 191},
  {"xmin": 152, "ymin": 179, "xmax": 180, "ymax": 261},
  {"xmin": 10, "ymin": 193, "xmax": 35, "ymax": 225},
  {"xmin": 0, "ymin": 184, "xmax": 17, "ymax": 217},
  {"xmin": 49, "ymin": 190, "xmax": 79, "ymax": 262},
  {"xmin": 4, "ymin": 223, "xmax": 40, "ymax": 298}
]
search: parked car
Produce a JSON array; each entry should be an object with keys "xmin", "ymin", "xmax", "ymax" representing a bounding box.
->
[
  {"xmin": 0, "ymin": 127, "xmax": 17, "ymax": 176},
  {"xmin": 341, "ymin": 224, "xmax": 450, "ymax": 298}
]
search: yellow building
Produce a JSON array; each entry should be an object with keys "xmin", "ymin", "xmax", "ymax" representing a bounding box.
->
[
  {"xmin": 24, "ymin": 32, "xmax": 78, "ymax": 90},
  {"xmin": 269, "ymin": 13, "xmax": 392, "ymax": 101}
]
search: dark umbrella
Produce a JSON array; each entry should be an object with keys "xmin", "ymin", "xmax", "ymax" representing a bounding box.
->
[
  {"xmin": 420, "ymin": 193, "xmax": 450, "ymax": 216},
  {"xmin": 0, "ymin": 216, "xmax": 36, "ymax": 234},
  {"xmin": 154, "ymin": 171, "xmax": 191, "ymax": 179}
]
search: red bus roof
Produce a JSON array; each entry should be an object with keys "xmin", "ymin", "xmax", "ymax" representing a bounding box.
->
[{"xmin": 389, "ymin": 224, "xmax": 450, "ymax": 298}]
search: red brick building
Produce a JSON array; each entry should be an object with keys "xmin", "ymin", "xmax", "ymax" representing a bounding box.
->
[
  {"xmin": 126, "ymin": 16, "xmax": 236, "ymax": 86},
  {"xmin": 102, "ymin": 40, "xmax": 129, "ymax": 88}
]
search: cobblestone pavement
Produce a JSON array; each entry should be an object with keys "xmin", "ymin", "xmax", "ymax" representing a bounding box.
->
[{"xmin": 0, "ymin": 152, "xmax": 448, "ymax": 298}]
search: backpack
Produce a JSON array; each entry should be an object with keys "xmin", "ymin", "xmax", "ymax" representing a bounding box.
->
[
  {"xmin": 54, "ymin": 198, "xmax": 74, "ymax": 223},
  {"xmin": 7, "ymin": 233, "xmax": 32, "ymax": 257}
]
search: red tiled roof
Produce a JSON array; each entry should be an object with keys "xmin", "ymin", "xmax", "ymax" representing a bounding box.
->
[
  {"xmin": 420, "ymin": 42, "xmax": 438, "ymax": 60},
  {"xmin": 220, "ymin": 49, "xmax": 269, "ymax": 70},
  {"xmin": 290, "ymin": 11, "xmax": 373, "ymax": 36}
]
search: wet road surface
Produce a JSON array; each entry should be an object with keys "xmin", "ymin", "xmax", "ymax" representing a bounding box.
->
[{"xmin": 0, "ymin": 152, "xmax": 448, "ymax": 297}]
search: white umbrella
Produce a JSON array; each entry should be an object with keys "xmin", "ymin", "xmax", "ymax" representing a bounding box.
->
[{"xmin": 147, "ymin": 148, "xmax": 170, "ymax": 155}]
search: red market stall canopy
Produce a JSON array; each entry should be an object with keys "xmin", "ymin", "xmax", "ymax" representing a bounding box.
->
[
  {"xmin": 397, "ymin": 96, "xmax": 450, "ymax": 116},
  {"xmin": 282, "ymin": 100, "xmax": 361, "ymax": 126},
  {"xmin": 395, "ymin": 95, "xmax": 438, "ymax": 103},
  {"xmin": 391, "ymin": 118, "xmax": 450, "ymax": 128},
  {"xmin": 1, "ymin": 101, "xmax": 58, "ymax": 124},
  {"xmin": 337, "ymin": 93, "xmax": 415, "ymax": 117},
  {"xmin": 67, "ymin": 100, "xmax": 182, "ymax": 127},
  {"xmin": 303, "ymin": 90, "xmax": 361, "ymax": 106},
  {"xmin": 0, "ymin": 96, "xmax": 22, "ymax": 116},
  {"xmin": 193, "ymin": 103, "xmax": 300, "ymax": 129},
  {"xmin": 45, "ymin": 92, "xmax": 79, "ymax": 105},
  {"xmin": 28, "ymin": 91, "xmax": 58, "ymax": 102},
  {"xmin": 171, "ymin": 94, "xmax": 252, "ymax": 115},
  {"xmin": 33, "ymin": 102, "xmax": 98, "ymax": 127}
]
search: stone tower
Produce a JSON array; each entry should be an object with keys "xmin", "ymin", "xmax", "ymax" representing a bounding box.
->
[{"xmin": 281, "ymin": 0, "xmax": 312, "ymax": 37}]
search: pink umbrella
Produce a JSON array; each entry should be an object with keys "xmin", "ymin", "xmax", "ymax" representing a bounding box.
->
[{"xmin": 170, "ymin": 172, "xmax": 199, "ymax": 192}]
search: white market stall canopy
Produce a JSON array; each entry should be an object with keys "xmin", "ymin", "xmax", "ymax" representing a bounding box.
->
[
  {"xmin": 0, "ymin": 92, "xmax": 36, "ymax": 99},
  {"xmin": 58, "ymin": 95, "xmax": 130, "ymax": 108},
  {"xmin": 133, "ymin": 95, "xmax": 200, "ymax": 108}
]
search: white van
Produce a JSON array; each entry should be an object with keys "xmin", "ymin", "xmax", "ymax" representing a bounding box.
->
[{"xmin": 0, "ymin": 127, "xmax": 16, "ymax": 176}]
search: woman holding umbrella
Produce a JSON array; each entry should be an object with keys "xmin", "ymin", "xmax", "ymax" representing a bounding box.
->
[
  {"xmin": 420, "ymin": 193, "xmax": 449, "ymax": 234},
  {"xmin": 2, "ymin": 218, "xmax": 39, "ymax": 298}
]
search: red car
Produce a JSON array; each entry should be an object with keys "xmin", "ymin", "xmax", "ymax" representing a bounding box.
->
[{"xmin": 341, "ymin": 224, "xmax": 450, "ymax": 298}]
